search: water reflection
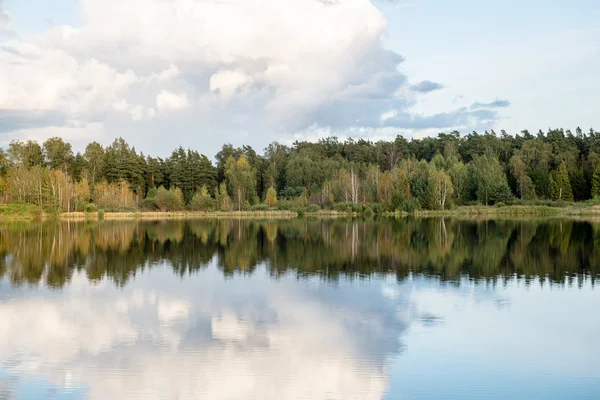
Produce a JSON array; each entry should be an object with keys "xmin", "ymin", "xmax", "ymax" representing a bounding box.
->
[
  {"xmin": 0, "ymin": 218, "xmax": 599, "ymax": 399},
  {"xmin": 0, "ymin": 218, "xmax": 598, "ymax": 288},
  {"xmin": 1, "ymin": 267, "xmax": 412, "ymax": 399}
]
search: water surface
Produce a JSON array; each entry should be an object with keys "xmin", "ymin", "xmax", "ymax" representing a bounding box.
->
[{"xmin": 1, "ymin": 218, "xmax": 599, "ymax": 399}]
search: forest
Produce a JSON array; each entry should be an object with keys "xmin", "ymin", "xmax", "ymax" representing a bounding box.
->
[{"xmin": 1, "ymin": 127, "xmax": 600, "ymax": 213}]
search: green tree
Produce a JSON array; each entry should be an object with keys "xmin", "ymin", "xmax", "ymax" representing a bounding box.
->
[
  {"xmin": 190, "ymin": 186, "xmax": 217, "ymax": 211},
  {"xmin": 8, "ymin": 140, "xmax": 43, "ymax": 168},
  {"xmin": 592, "ymin": 165, "xmax": 600, "ymax": 199},
  {"xmin": 449, "ymin": 161, "xmax": 469, "ymax": 204},
  {"xmin": 510, "ymin": 154, "xmax": 536, "ymax": 200},
  {"xmin": 225, "ymin": 155, "xmax": 257, "ymax": 211},
  {"xmin": 429, "ymin": 168, "xmax": 454, "ymax": 210},
  {"xmin": 104, "ymin": 138, "xmax": 145, "ymax": 193},
  {"xmin": 470, "ymin": 155, "xmax": 512, "ymax": 205},
  {"xmin": 84, "ymin": 142, "xmax": 105, "ymax": 188},
  {"xmin": 43, "ymin": 137, "xmax": 73, "ymax": 171},
  {"xmin": 155, "ymin": 186, "xmax": 184, "ymax": 211},
  {"xmin": 0, "ymin": 148, "xmax": 8, "ymax": 177},
  {"xmin": 217, "ymin": 182, "xmax": 232, "ymax": 211},
  {"xmin": 550, "ymin": 162, "xmax": 573, "ymax": 201},
  {"xmin": 264, "ymin": 187, "xmax": 278, "ymax": 207},
  {"xmin": 569, "ymin": 168, "xmax": 587, "ymax": 201}
]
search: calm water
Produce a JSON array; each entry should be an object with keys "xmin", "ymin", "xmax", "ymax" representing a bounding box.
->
[{"xmin": 0, "ymin": 218, "xmax": 599, "ymax": 400}]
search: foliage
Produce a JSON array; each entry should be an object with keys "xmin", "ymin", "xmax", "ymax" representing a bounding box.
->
[
  {"xmin": 264, "ymin": 187, "xmax": 278, "ymax": 207},
  {"xmin": 155, "ymin": 186, "xmax": 185, "ymax": 211},
  {"xmin": 3, "ymin": 127, "xmax": 600, "ymax": 212},
  {"xmin": 93, "ymin": 180, "xmax": 136, "ymax": 211},
  {"xmin": 307, "ymin": 204, "xmax": 321, "ymax": 213},
  {"xmin": 225, "ymin": 155, "xmax": 257, "ymax": 211},
  {"xmin": 84, "ymin": 203, "xmax": 98, "ymax": 213},
  {"xmin": 216, "ymin": 182, "xmax": 232, "ymax": 211},
  {"xmin": 190, "ymin": 186, "xmax": 217, "ymax": 211},
  {"xmin": 250, "ymin": 204, "xmax": 269, "ymax": 211},
  {"xmin": 398, "ymin": 198, "xmax": 422, "ymax": 213},
  {"xmin": 592, "ymin": 165, "xmax": 600, "ymax": 199},
  {"xmin": 550, "ymin": 162, "xmax": 574, "ymax": 201},
  {"xmin": 469, "ymin": 155, "xmax": 513, "ymax": 205}
]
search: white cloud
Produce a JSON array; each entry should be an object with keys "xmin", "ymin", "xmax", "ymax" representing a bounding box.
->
[
  {"xmin": 156, "ymin": 90, "xmax": 189, "ymax": 112},
  {"xmin": 0, "ymin": 0, "xmax": 504, "ymax": 155},
  {"xmin": 0, "ymin": 121, "xmax": 106, "ymax": 148}
]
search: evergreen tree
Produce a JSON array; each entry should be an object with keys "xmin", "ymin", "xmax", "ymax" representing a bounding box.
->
[
  {"xmin": 592, "ymin": 165, "xmax": 600, "ymax": 199},
  {"xmin": 551, "ymin": 162, "xmax": 573, "ymax": 201},
  {"xmin": 569, "ymin": 168, "xmax": 587, "ymax": 201}
]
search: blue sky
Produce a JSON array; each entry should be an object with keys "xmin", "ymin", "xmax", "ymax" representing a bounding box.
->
[
  {"xmin": 1, "ymin": 0, "xmax": 599, "ymax": 155},
  {"xmin": 7, "ymin": 0, "xmax": 80, "ymax": 33}
]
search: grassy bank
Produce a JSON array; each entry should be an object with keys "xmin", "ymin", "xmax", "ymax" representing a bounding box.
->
[
  {"xmin": 411, "ymin": 203, "xmax": 600, "ymax": 217},
  {"xmin": 0, "ymin": 204, "xmax": 44, "ymax": 220},
  {"xmin": 3, "ymin": 203, "xmax": 600, "ymax": 221},
  {"xmin": 61, "ymin": 210, "xmax": 298, "ymax": 221},
  {"xmin": 0, "ymin": 205, "xmax": 299, "ymax": 221}
]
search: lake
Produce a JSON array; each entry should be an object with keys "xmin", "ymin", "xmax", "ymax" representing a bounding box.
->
[{"xmin": 0, "ymin": 218, "xmax": 599, "ymax": 400}]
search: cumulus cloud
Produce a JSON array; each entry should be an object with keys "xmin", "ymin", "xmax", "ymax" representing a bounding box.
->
[
  {"xmin": 471, "ymin": 99, "xmax": 511, "ymax": 109},
  {"xmin": 0, "ymin": 0, "xmax": 506, "ymax": 154},
  {"xmin": 411, "ymin": 80, "xmax": 445, "ymax": 93},
  {"xmin": 156, "ymin": 90, "xmax": 189, "ymax": 112}
]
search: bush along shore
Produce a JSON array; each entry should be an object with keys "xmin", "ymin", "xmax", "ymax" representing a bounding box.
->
[
  {"xmin": 4, "ymin": 200, "xmax": 600, "ymax": 221},
  {"xmin": 3, "ymin": 129, "xmax": 600, "ymax": 218}
]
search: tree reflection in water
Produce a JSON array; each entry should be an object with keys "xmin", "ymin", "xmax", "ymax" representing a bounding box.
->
[{"xmin": 0, "ymin": 218, "xmax": 598, "ymax": 289}]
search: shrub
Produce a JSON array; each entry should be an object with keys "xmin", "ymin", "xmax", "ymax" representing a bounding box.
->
[
  {"xmin": 141, "ymin": 198, "xmax": 158, "ymax": 211},
  {"xmin": 333, "ymin": 203, "xmax": 350, "ymax": 212},
  {"xmin": 84, "ymin": 203, "xmax": 98, "ymax": 213},
  {"xmin": 250, "ymin": 204, "xmax": 269, "ymax": 211},
  {"xmin": 401, "ymin": 198, "xmax": 422, "ymax": 213},
  {"xmin": 217, "ymin": 183, "xmax": 232, "ymax": 211},
  {"xmin": 307, "ymin": 204, "xmax": 321, "ymax": 213},
  {"xmin": 75, "ymin": 199, "xmax": 87, "ymax": 212},
  {"xmin": 30, "ymin": 206, "xmax": 43, "ymax": 220},
  {"xmin": 98, "ymin": 209, "xmax": 105, "ymax": 220},
  {"xmin": 93, "ymin": 180, "xmax": 136, "ymax": 211},
  {"xmin": 189, "ymin": 186, "xmax": 217, "ymax": 211},
  {"xmin": 371, "ymin": 203, "xmax": 384, "ymax": 214},
  {"xmin": 264, "ymin": 187, "xmax": 278, "ymax": 207},
  {"xmin": 280, "ymin": 186, "xmax": 303, "ymax": 200},
  {"xmin": 155, "ymin": 186, "xmax": 185, "ymax": 211}
]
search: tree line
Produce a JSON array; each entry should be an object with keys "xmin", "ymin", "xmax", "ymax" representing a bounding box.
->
[{"xmin": 2, "ymin": 127, "xmax": 600, "ymax": 212}]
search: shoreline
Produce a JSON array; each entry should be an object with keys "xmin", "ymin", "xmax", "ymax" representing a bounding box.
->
[{"xmin": 2, "ymin": 204, "xmax": 600, "ymax": 221}]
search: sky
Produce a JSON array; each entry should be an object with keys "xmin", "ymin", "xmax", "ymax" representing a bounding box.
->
[{"xmin": 0, "ymin": 0, "xmax": 599, "ymax": 157}]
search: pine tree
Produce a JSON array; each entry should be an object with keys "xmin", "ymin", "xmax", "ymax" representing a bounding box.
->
[
  {"xmin": 552, "ymin": 162, "xmax": 573, "ymax": 201},
  {"xmin": 592, "ymin": 165, "xmax": 600, "ymax": 199}
]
